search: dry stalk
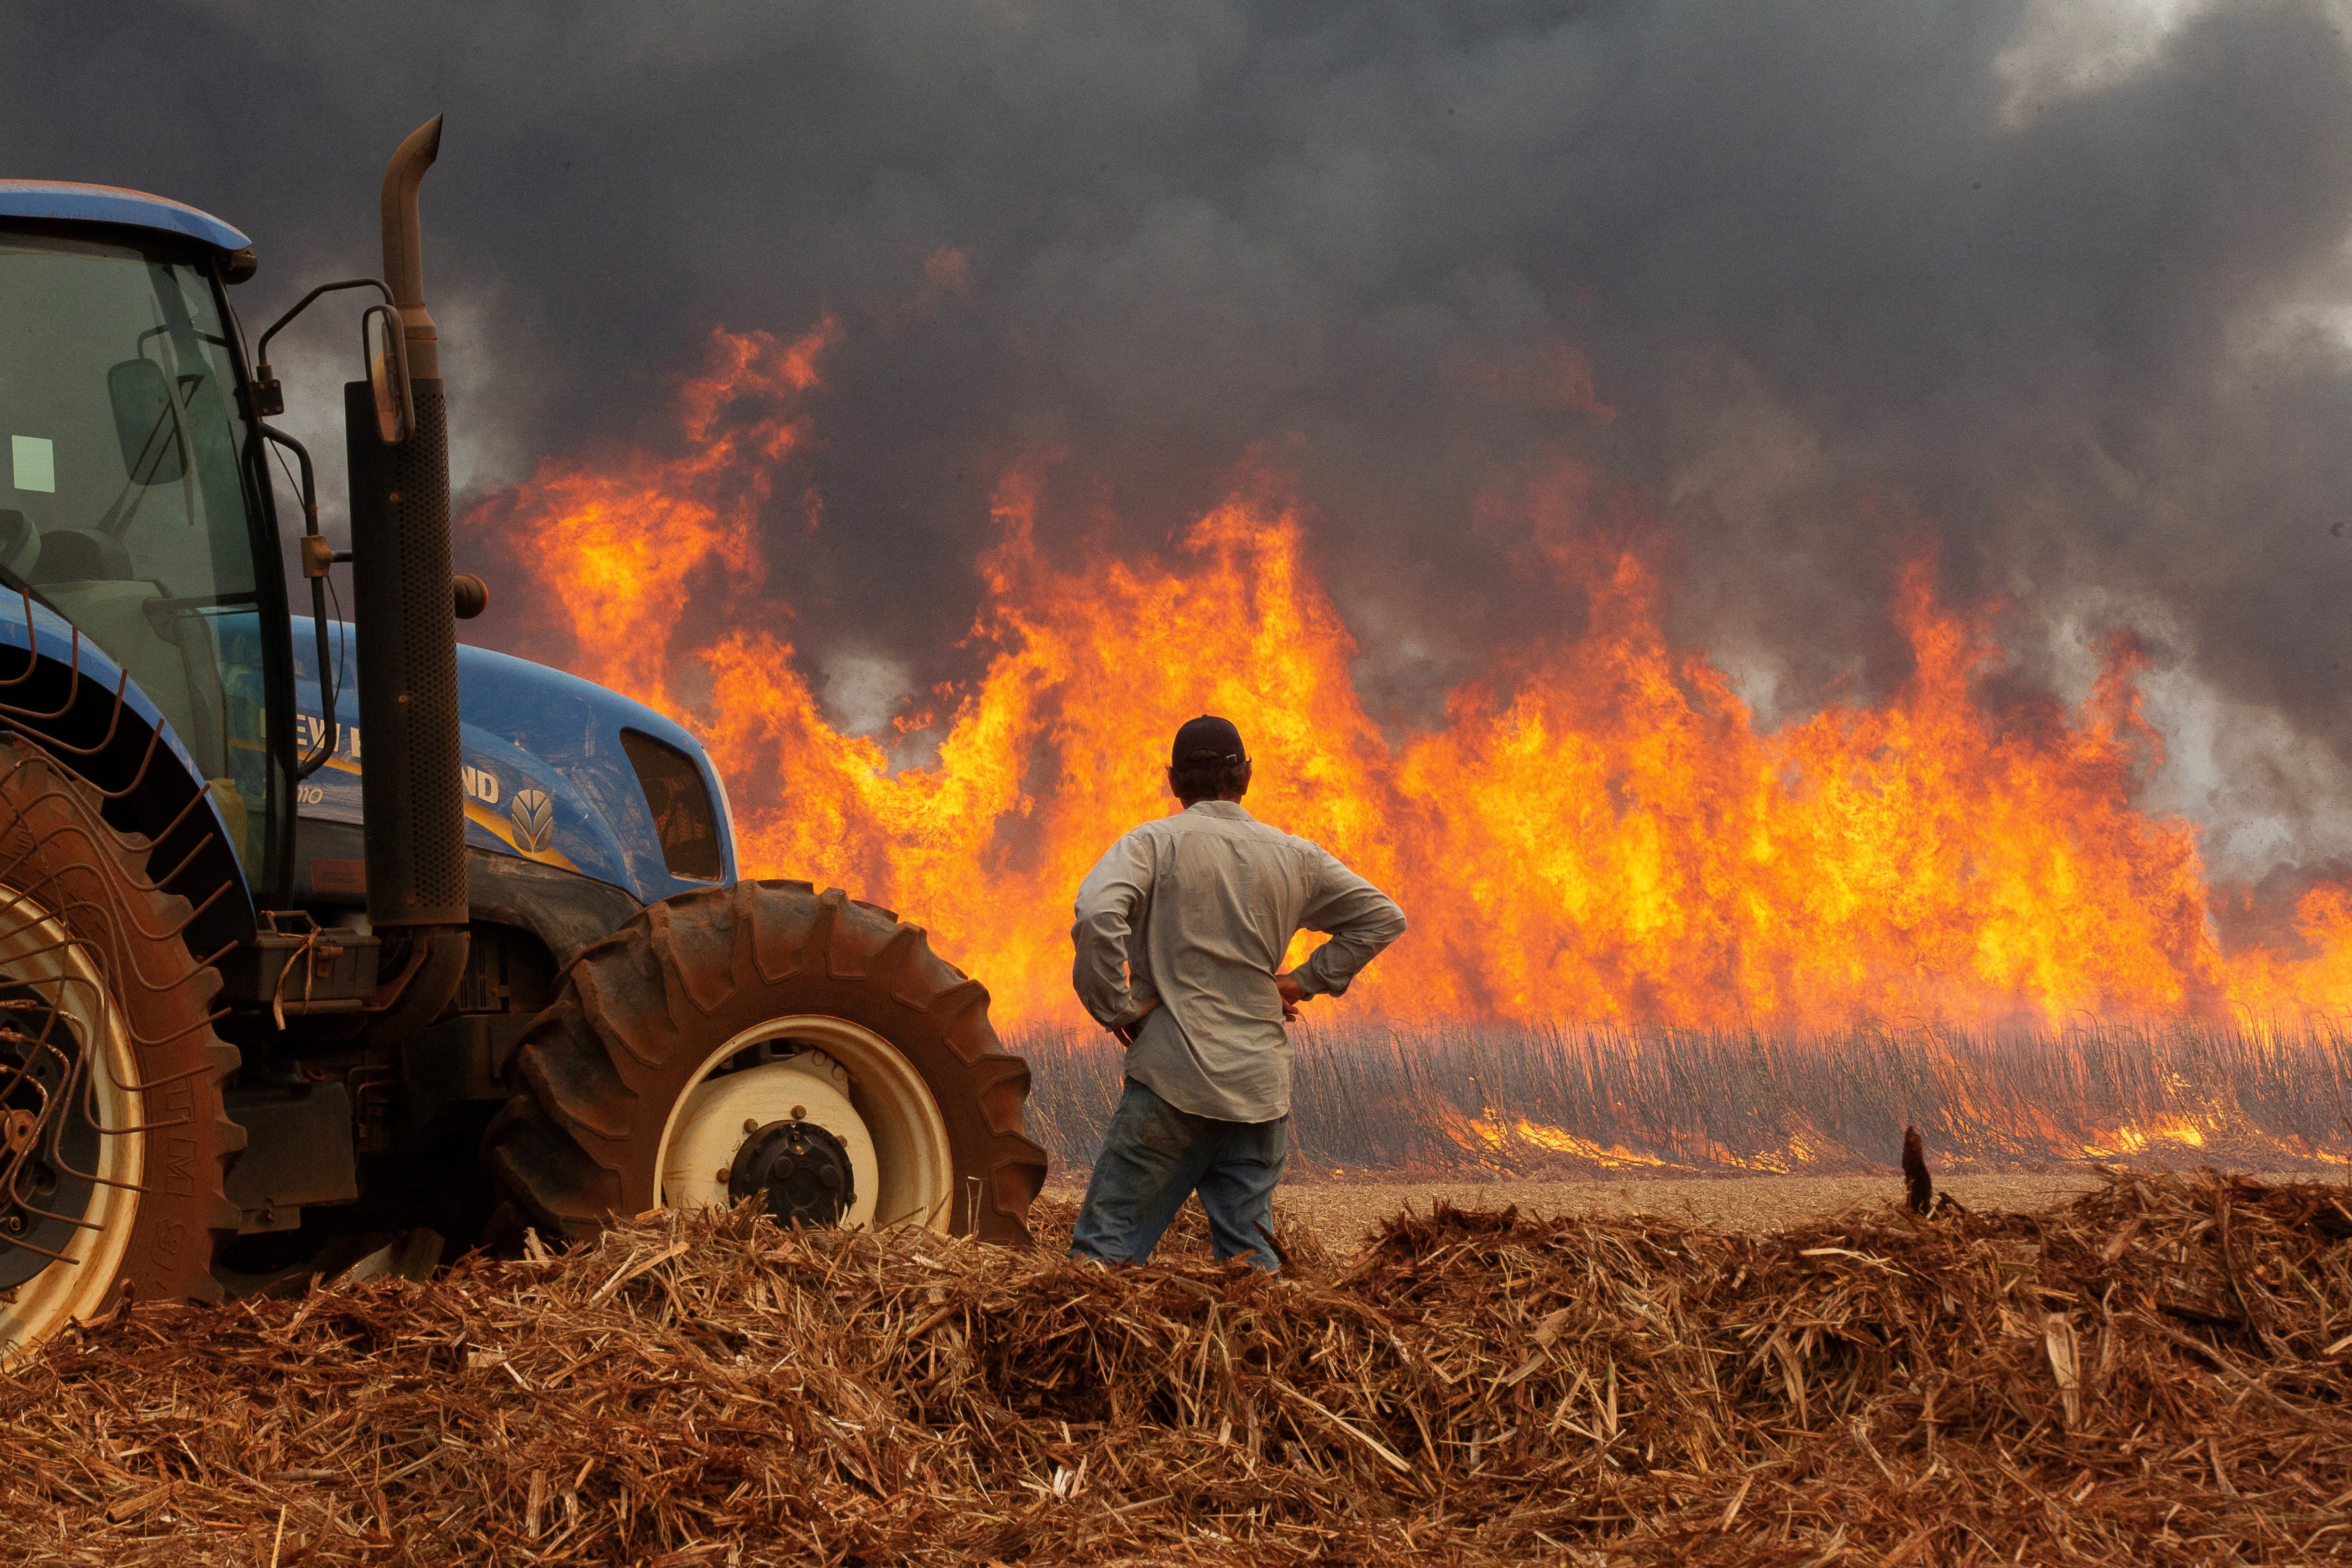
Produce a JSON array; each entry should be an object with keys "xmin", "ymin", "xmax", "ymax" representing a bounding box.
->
[{"xmin": 1, "ymin": 1171, "xmax": 2349, "ymax": 1563}]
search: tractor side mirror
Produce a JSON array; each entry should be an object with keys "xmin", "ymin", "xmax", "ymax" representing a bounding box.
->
[
  {"xmin": 362, "ymin": 305, "xmax": 415, "ymax": 446},
  {"xmin": 106, "ymin": 358, "xmax": 186, "ymax": 485}
]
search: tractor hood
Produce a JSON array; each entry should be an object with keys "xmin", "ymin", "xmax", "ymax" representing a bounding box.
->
[{"xmin": 292, "ymin": 621, "xmax": 739, "ymax": 907}]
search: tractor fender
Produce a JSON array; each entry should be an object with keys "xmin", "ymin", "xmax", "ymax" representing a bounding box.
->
[
  {"xmin": 0, "ymin": 591, "xmax": 255, "ymax": 950},
  {"xmin": 291, "ymin": 815, "xmax": 639, "ymax": 973},
  {"xmin": 464, "ymin": 844, "xmax": 642, "ymax": 971}
]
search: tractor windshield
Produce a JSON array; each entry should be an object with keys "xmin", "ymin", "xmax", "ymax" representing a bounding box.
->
[{"xmin": 0, "ymin": 232, "xmax": 270, "ymax": 869}]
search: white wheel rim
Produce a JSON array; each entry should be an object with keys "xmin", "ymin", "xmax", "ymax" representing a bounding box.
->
[
  {"xmin": 0, "ymin": 881, "xmax": 142, "ymax": 1362},
  {"xmin": 654, "ymin": 1015, "xmax": 954, "ymax": 1233}
]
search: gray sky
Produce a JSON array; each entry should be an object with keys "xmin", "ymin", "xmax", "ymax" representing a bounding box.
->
[{"xmin": 7, "ymin": 0, "xmax": 2352, "ymax": 886}]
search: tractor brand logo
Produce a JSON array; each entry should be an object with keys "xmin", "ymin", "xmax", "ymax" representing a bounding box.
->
[
  {"xmin": 510, "ymin": 788, "xmax": 555, "ymax": 853},
  {"xmin": 296, "ymin": 713, "xmax": 359, "ymax": 759}
]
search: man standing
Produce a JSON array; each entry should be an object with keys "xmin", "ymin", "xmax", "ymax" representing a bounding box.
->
[{"xmin": 1068, "ymin": 715, "xmax": 1406, "ymax": 1270}]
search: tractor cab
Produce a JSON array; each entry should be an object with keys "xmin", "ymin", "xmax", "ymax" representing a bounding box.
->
[{"xmin": 0, "ymin": 190, "xmax": 281, "ymax": 875}]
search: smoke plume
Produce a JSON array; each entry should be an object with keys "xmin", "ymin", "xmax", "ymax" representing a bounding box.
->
[{"xmin": 7, "ymin": 0, "xmax": 2352, "ymax": 893}]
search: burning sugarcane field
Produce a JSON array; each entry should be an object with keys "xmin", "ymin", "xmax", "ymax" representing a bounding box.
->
[{"xmin": 14, "ymin": 3, "xmax": 2352, "ymax": 1565}]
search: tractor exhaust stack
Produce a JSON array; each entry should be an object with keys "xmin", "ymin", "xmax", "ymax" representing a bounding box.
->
[
  {"xmin": 347, "ymin": 114, "xmax": 468, "ymax": 953},
  {"xmin": 381, "ymin": 116, "xmax": 441, "ymax": 381}
]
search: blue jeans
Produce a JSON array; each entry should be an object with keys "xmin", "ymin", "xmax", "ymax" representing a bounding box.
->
[{"xmin": 1070, "ymin": 1080, "xmax": 1288, "ymax": 1271}]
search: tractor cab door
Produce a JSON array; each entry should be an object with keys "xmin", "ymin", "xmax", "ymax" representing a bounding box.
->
[{"xmin": 0, "ymin": 229, "xmax": 282, "ymax": 878}]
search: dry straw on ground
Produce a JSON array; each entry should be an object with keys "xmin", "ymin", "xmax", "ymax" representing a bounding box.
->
[{"xmin": 7, "ymin": 1171, "xmax": 2352, "ymax": 1564}]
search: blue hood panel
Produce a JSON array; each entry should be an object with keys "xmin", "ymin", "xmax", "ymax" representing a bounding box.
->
[
  {"xmin": 294, "ymin": 622, "xmax": 738, "ymax": 907},
  {"xmin": 0, "ymin": 598, "xmax": 724, "ymax": 918}
]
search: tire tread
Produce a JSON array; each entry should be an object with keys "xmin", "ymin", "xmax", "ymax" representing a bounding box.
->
[{"xmin": 486, "ymin": 881, "xmax": 1049, "ymax": 1245}]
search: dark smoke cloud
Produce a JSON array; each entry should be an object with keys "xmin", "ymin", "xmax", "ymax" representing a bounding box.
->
[{"xmin": 5, "ymin": 1, "xmax": 2352, "ymax": 876}]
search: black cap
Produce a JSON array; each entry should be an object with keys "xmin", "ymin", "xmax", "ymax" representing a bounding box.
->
[{"xmin": 1170, "ymin": 714, "xmax": 1246, "ymax": 766}]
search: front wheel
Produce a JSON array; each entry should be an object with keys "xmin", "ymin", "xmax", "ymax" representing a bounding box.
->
[{"xmin": 483, "ymin": 882, "xmax": 1048, "ymax": 1244}]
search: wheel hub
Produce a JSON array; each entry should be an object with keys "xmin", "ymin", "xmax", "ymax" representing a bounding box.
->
[
  {"xmin": 728, "ymin": 1116, "xmax": 857, "ymax": 1226},
  {"xmin": 0, "ymin": 879, "xmax": 144, "ymax": 1360},
  {"xmin": 662, "ymin": 1044, "xmax": 884, "ymax": 1229},
  {"xmin": 0, "ymin": 982, "xmax": 98, "ymax": 1293},
  {"xmin": 657, "ymin": 1022, "xmax": 951, "ymax": 1234}
]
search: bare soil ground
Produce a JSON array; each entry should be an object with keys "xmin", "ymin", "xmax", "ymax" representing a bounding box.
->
[{"xmin": 1044, "ymin": 1167, "xmax": 2336, "ymax": 1252}]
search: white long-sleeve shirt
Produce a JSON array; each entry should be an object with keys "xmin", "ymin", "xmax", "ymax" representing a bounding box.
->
[{"xmin": 1070, "ymin": 801, "xmax": 1407, "ymax": 1122}]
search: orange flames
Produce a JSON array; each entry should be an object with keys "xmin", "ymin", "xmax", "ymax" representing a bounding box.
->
[{"xmin": 469, "ymin": 325, "xmax": 2352, "ymax": 1032}]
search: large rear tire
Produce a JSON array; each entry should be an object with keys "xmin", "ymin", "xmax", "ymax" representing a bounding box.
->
[
  {"xmin": 484, "ymin": 882, "xmax": 1049, "ymax": 1245},
  {"xmin": 0, "ymin": 739, "xmax": 240, "ymax": 1362}
]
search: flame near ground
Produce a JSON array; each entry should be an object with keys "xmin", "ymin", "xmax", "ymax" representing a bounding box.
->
[
  {"xmin": 466, "ymin": 324, "xmax": 2352, "ymax": 1167},
  {"xmin": 1017, "ymin": 1018, "xmax": 2352, "ymax": 1178}
]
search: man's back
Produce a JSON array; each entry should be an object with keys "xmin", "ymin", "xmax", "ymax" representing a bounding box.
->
[{"xmin": 1073, "ymin": 800, "xmax": 1406, "ymax": 1121}]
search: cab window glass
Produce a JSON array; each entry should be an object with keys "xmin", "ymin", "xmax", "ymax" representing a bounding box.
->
[{"xmin": 0, "ymin": 234, "xmax": 267, "ymax": 867}]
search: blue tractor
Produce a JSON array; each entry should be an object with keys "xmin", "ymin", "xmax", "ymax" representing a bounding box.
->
[{"xmin": 0, "ymin": 119, "xmax": 1048, "ymax": 1356}]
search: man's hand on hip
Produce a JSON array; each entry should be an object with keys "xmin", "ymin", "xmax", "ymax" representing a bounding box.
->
[
  {"xmin": 1276, "ymin": 971, "xmax": 1308, "ymax": 1022},
  {"xmin": 1112, "ymin": 996, "xmax": 1162, "ymax": 1045}
]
